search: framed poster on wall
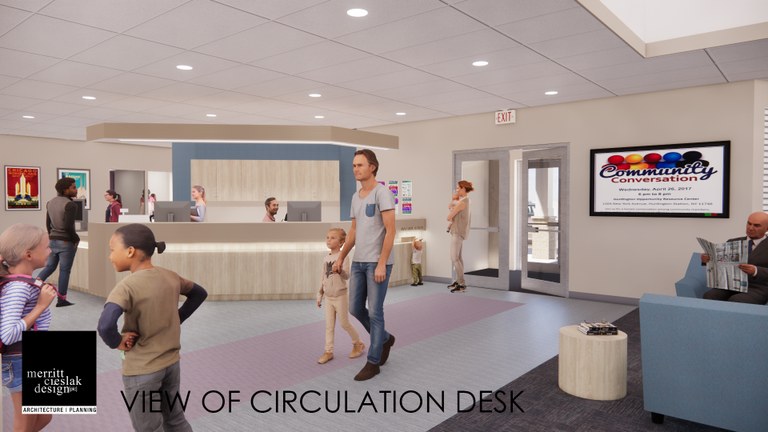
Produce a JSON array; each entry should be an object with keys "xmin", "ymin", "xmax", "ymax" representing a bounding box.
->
[
  {"xmin": 401, "ymin": 180, "xmax": 412, "ymax": 197},
  {"xmin": 5, "ymin": 165, "xmax": 41, "ymax": 211},
  {"xmin": 58, "ymin": 168, "xmax": 91, "ymax": 209},
  {"xmin": 401, "ymin": 197, "xmax": 412, "ymax": 215},
  {"xmin": 590, "ymin": 141, "xmax": 730, "ymax": 218}
]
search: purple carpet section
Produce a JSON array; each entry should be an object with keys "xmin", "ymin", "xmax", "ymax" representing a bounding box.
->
[{"xmin": 5, "ymin": 293, "xmax": 521, "ymax": 431}]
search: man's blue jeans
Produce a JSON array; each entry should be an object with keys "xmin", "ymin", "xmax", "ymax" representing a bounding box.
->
[
  {"xmin": 38, "ymin": 239, "xmax": 77, "ymax": 297},
  {"xmin": 349, "ymin": 262, "xmax": 392, "ymax": 365}
]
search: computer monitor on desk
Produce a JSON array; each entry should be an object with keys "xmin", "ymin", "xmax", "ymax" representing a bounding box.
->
[
  {"xmin": 286, "ymin": 201, "xmax": 321, "ymax": 222},
  {"xmin": 154, "ymin": 201, "xmax": 192, "ymax": 222},
  {"xmin": 72, "ymin": 199, "xmax": 88, "ymax": 231}
]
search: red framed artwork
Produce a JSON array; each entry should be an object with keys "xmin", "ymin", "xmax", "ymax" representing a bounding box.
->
[{"xmin": 5, "ymin": 165, "xmax": 41, "ymax": 211}]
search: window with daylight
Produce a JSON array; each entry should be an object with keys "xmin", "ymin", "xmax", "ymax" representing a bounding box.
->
[{"xmin": 763, "ymin": 108, "xmax": 768, "ymax": 211}]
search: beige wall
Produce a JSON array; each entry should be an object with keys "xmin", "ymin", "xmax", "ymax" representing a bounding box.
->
[
  {"xmin": 3, "ymin": 80, "xmax": 766, "ymax": 300},
  {"xmin": 366, "ymin": 80, "xmax": 768, "ymax": 300},
  {"xmin": 0, "ymin": 135, "xmax": 171, "ymax": 233}
]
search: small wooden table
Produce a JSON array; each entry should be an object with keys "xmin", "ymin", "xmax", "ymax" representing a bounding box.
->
[{"xmin": 558, "ymin": 325, "xmax": 628, "ymax": 400}]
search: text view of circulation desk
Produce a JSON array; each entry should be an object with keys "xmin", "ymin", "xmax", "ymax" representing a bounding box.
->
[{"xmin": 83, "ymin": 219, "xmax": 425, "ymax": 301}]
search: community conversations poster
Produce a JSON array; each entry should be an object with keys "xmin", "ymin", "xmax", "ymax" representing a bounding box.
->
[{"xmin": 590, "ymin": 141, "xmax": 729, "ymax": 218}]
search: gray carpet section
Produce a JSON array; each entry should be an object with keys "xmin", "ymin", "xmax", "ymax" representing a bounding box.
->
[{"xmin": 429, "ymin": 309, "xmax": 729, "ymax": 432}]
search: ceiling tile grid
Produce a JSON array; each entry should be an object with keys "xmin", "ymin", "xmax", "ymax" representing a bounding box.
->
[
  {"xmin": 275, "ymin": 0, "xmax": 446, "ymax": 40},
  {"xmin": 211, "ymin": 0, "xmax": 330, "ymax": 21},
  {"xmin": 123, "ymin": 0, "xmax": 266, "ymax": 50},
  {"xmin": 0, "ymin": 47, "xmax": 60, "ymax": 78},
  {"xmin": 37, "ymin": 0, "xmax": 191, "ymax": 33},
  {"xmin": 70, "ymin": 35, "xmax": 185, "ymax": 71},
  {"xmin": 0, "ymin": 0, "xmax": 765, "ymax": 141},
  {"xmin": 194, "ymin": 22, "xmax": 322, "ymax": 64},
  {"xmin": 0, "ymin": 14, "xmax": 114, "ymax": 58}
]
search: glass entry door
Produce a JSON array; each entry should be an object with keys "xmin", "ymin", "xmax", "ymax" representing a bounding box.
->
[
  {"xmin": 521, "ymin": 147, "xmax": 568, "ymax": 297},
  {"xmin": 453, "ymin": 149, "xmax": 510, "ymax": 290}
]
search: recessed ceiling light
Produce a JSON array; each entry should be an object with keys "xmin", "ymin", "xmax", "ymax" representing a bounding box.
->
[
  {"xmin": 308, "ymin": 93, "xmax": 322, "ymax": 98},
  {"xmin": 544, "ymin": 90, "xmax": 559, "ymax": 96},
  {"xmin": 472, "ymin": 60, "xmax": 489, "ymax": 67},
  {"xmin": 82, "ymin": 95, "xmax": 96, "ymax": 100},
  {"xmin": 206, "ymin": 113, "xmax": 217, "ymax": 118},
  {"xmin": 347, "ymin": 8, "xmax": 368, "ymax": 17},
  {"xmin": 314, "ymin": 115, "xmax": 325, "ymax": 119},
  {"xmin": 395, "ymin": 112, "xmax": 406, "ymax": 116},
  {"xmin": 176, "ymin": 64, "xmax": 193, "ymax": 71},
  {"xmin": 22, "ymin": 115, "xmax": 35, "ymax": 119}
]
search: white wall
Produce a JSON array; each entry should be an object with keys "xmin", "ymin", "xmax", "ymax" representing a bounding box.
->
[
  {"xmin": 148, "ymin": 171, "xmax": 172, "ymax": 202},
  {"xmin": 112, "ymin": 170, "xmax": 145, "ymax": 215},
  {"xmin": 367, "ymin": 80, "xmax": 768, "ymax": 300},
  {"xmin": 0, "ymin": 135, "xmax": 171, "ymax": 232}
]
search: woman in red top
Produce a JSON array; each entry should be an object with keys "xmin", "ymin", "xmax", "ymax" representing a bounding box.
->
[{"xmin": 104, "ymin": 189, "xmax": 122, "ymax": 222}]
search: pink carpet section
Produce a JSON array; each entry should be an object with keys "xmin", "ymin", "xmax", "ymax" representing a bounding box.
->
[{"xmin": 5, "ymin": 293, "xmax": 521, "ymax": 431}]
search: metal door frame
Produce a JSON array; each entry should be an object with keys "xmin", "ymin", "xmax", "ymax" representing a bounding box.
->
[
  {"xmin": 453, "ymin": 149, "xmax": 510, "ymax": 290},
  {"xmin": 521, "ymin": 146, "xmax": 569, "ymax": 297}
]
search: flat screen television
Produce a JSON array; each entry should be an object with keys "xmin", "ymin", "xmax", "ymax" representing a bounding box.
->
[
  {"xmin": 589, "ymin": 140, "xmax": 730, "ymax": 218},
  {"xmin": 154, "ymin": 201, "xmax": 193, "ymax": 222},
  {"xmin": 286, "ymin": 201, "xmax": 321, "ymax": 222}
]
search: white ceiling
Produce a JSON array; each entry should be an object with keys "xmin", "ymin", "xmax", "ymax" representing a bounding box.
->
[
  {"xmin": 0, "ymin": 0, "xmax": 767, "ymax": 141},
  {"xmin": 601, "ymin": 0, "xmax": 768, "ymax": 43}
]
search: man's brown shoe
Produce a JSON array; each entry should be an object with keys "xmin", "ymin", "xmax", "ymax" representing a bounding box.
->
[
  {"xmin": 354, "ymin": 362, "xmax": 380, "ymax": 381},
  {"xmin": 317, "ymin": 352, "xmax": 334, "ymax": 364},
  {"xmin": 379, "ymin": 334, "xmax": 395, "ymax": 365},
  {"xmin": 349, "ymin": 341, "xmax": 366, "ymax": 359}
]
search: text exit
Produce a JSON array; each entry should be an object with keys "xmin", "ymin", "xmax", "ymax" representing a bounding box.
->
[{"xmin": 495, "ymin": 109, "xmax": 516, "ymax": 125}]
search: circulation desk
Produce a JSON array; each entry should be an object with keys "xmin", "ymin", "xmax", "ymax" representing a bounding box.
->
[{"xmin": 81, "ymin": 219, "xmax": 425, "ymax": 301}]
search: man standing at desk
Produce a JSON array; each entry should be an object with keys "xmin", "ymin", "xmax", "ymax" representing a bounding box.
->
[
  {"xmin": 702, "ymin": 211, "xmax": 768, "ymax": 304},
  {"xmin": 334, "ymin": 149, "xmax": 396, "ymax": 381},
  {"xmin": 263, "ymin": 197, "xmax": 279, "ymax": 222}
]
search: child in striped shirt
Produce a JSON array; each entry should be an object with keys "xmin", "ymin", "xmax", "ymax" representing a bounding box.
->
[{"xmin": 0, "ymin": 223, "xmax": 58, "ymax": 431}]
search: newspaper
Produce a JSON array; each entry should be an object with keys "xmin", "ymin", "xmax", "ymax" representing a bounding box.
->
[{"xmin": 696, "ymin": 237, "xmax": 749, "ymax": 292}]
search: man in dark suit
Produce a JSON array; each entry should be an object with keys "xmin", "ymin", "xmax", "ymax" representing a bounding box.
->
[{"xmin": 702, "ymin": 212, "xmax": 768, "ymax": 304}]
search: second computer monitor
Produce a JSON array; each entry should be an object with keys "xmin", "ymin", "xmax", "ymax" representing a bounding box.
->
[
  {"xmin": 154, "ymin": 201, "xmax": 192, "ymax": 222},
  {"xmin": 71, "ymin": 199, "xmax": 85, "ymax": 221},
  {"xmin": 286, "ymin": 201, "xmax": 321, "ymax": 222}
]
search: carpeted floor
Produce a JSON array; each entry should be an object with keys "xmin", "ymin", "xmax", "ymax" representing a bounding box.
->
[{"xmin": 429, "ymin": 309, "xmax": 729, "ymax": 432}]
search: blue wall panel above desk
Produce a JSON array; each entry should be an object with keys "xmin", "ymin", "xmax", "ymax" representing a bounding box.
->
[{"xmin": 172, "ymin": 143, "xmax": 356, "ymax": 220}]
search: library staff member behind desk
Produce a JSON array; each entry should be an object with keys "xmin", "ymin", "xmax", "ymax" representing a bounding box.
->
[
  {"xmin": 104, "ymin": 190, "xmax": 122, "ymax": 222},
  {"xmin": 263, "ymin": 197, "xmax": 279, "ymax": 222},
  {"xmin": 190, "ymin": 185, "xmax": 206, "ymax": 222}
]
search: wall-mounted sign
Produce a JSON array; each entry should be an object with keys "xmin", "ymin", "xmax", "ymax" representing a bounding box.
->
[
  {"xmin": 402, "ymin": 197, "xmax": 412, "ymax": 215},
  {"xmin": 401, "ymin": 180, "xmax": 412, "ymax": 198},
  {"xmin": 590, "ymin": 141, "xmax": 730, "ymax": 218},
  {"xmin": 494, "ymin": 109, "xmax": 516, "ymax": 125}
]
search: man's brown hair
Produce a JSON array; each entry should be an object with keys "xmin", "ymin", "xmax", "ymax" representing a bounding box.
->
[{"xmin": 354, "ymin": 149, "xmax": 379, "ymax": 176}]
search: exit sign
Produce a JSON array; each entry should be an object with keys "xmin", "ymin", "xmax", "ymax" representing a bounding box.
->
[{"xmin": 495, "ymin": 109, "xmax": 516, "ymax": 125}]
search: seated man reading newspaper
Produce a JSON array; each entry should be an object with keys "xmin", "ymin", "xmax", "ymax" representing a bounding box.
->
[{"xmin": 699, "ymin": 211, "xmax": 768, "ymax": 304}]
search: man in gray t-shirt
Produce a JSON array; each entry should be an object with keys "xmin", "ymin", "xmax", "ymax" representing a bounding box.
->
[{"xmin": 334, "ymin": 149, "xmax": 396, "ymax": 381}]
